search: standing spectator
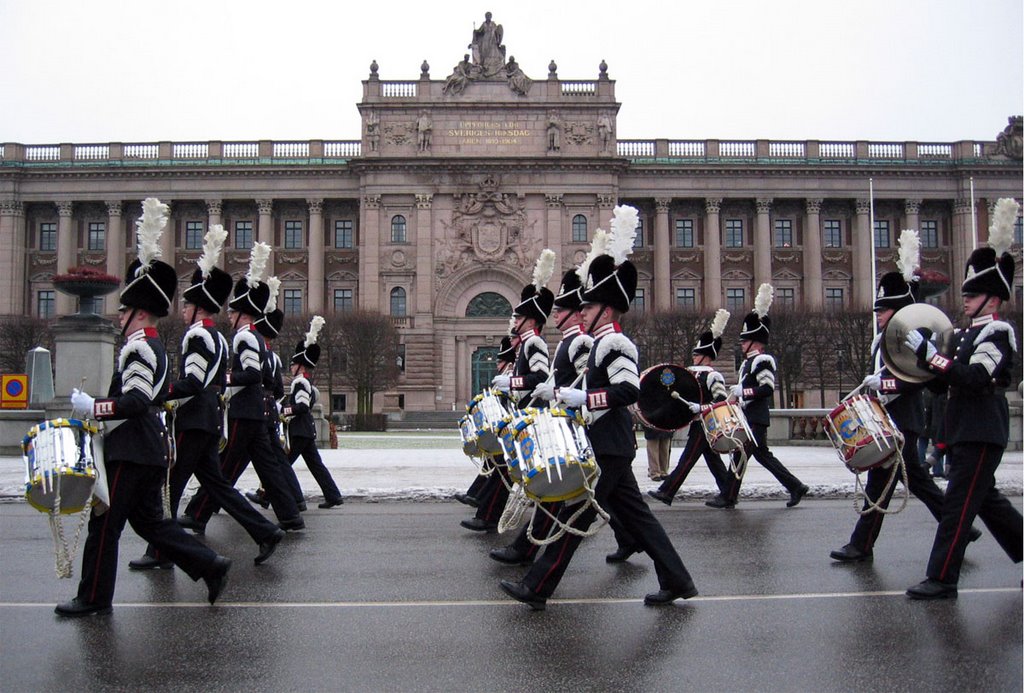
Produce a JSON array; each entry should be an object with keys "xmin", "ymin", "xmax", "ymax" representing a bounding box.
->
[{"xmin": 643, "ymin": 423, "xmax": 673, "ymax": 481}]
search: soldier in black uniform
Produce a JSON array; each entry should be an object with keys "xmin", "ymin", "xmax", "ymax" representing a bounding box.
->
[
  {"xmin": 501, "ymin": 207, "xmax": 697, "ymax": 609},
  {"xmin": 461, "ymin": 252, "xmax": 554, "ymax": 532},
  {"xmin": 58, "ymin": 198, "xmax": 230, "ymax": 617},
  {"xmin": 831, "ymin": 234, "xmax": 979, "ymax": 562},
  {"xmin": 903, "ymin": 206, "xmax": 1023, "ymax": 599},
  {"xmin": 489, "ymin": 267, "xmax": 592, "ymax": 565},
  {"xmin": 283, "ymin": 316, "xmax": 343, "ymax": 508},
  {"xmin": 130, "ymin": 227, "xmax": 284, "ymax": 571},
  {"xmin": 648, "ymin": 309, "xmax": 733, "ymax": 506},
  {"xmin": 709, "ymin": 284, "xmax": 809, "ymax": 509},
  {"xmin": 181, "ymin": 244, "xmax": 304, "ymax": 533}
]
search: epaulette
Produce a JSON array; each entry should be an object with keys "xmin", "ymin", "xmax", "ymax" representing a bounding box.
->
[
  {"xmin": 975, "ymin": 320, "xmax": 1019, "ymax": 352},
  {"xmin": 568, "ymin": 333, "xmax": 593, "ymax": 362},
  {"xmin": 595, "ymin": 332, "xmax": 638, "ymax": 366},
  {"xmin": 751, "ymin": 353, "xmax": 777, "ymax": 371},
  {"xmin": 522, "ymin": 333, "xmax": 547, "ymax": 356},
  {"xmin": 182, "ymin": 323, "xmax": 216, "ymax": 354},
  {"xmin": 118, "ymin": 338, "xmax": 157, "ymax": 372},
  {"xmin": 233, "ymin": 329, "xmax": 260, "ymax": 352}
]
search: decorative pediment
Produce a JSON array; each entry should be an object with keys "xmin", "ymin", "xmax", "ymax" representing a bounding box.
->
[
  {"xmin": 672, "ymin": 268, "xmax": 702, "ymax": 281},
  {"xmin": 823, "ymin": 269, "xmax": 852, "ymax": 281},
  {"xmin": 772, "ymin": 268, "xmax": 801, "ymax": 281},
  {"xmin": 327, "ymin": 271, "xmax": 358, "ymax": 282},
  {"xmin": 722, "ymin": 270, "xmax": 751, "ymax": 280}
]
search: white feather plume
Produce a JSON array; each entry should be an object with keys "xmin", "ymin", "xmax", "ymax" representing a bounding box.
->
[
  {"xmin": 710, "ymin": 309, "xmax": 730, "ymax": 338},
  {"xmin": 606, "ymin": 205, "xmax": 639, "ymax": 265},
  {"xmin": 576, "ymin": 228, "xmax": 609, "ymax": 282},
  {"xmin": 989, "ymin": 197, "xmax": 1020, "ymax": 257},
  {"xmin": 245, "ymin": 242, "xmax": 271, "ymax": 288},
  {"xmin": 304, "ymin": 315, "xmax": 325, "ymax": 347},
  {"xmin": 896, "ymin": 229, "xmax": 921, "ymax": 283},
  {"xmin": 754, "ymin": 283, "xmax": 774, "ymax": 318},
  {"xmin": 507, "ymin": 315, "xmax": 517, "ymax": 336},
  {"xmin": 197, "ymin": 224, "xmax": 228, "ymax": 278},
  {"xmin": 134, "ymin": 197, "xmax": 168, "ymax": 271},
  {"xmin": 264, "ymin": 276, "xmax": 281, "ymax": 313},
  {"xmin": 532, "ymin": 249, "xmax": 556, "ymax": 290}
]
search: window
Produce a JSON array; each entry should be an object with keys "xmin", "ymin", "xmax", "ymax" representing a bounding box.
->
[
  {"xmin": 823, "ymin": 219, "xmax": 842, "ymax": 248},
  {"xmin": 919, "ymin": 220, "xmax": 938, "ymax": 249},
  {"xmin": 631, "ymin": 288, "xmax": 645, "ymax": 312},
  {"xmin": 1014, "ymin": 215, "xmax": 1022, "ymax": 246},
  {"xmin": 87, "ymin": 222, "xmax": 105, "ymax": 251},
  {"xmin": 391, "ymin": 215, "xmax": 407, "ymax": 243},
  {"xmin": 725, "ymin": 288, "xmax": 745, "ymax": 312},
  {"xmin": 571, "ymin": 214, "xmax": 587, "ymax": 243},
  {"xmin": 332, "ymin": 394, "xmax": 347, "ymax": 413},
  {"xmin": 334, "ymin": 220, "xmax": 354, "ymax": 248},
  {"xmin": 675, "ymin": 219, "xmax": 694, "ymax": 248},
  {"xmin": 39, "ymin": 222, "xmax": 57, "ymax": 251},
  {"xmin": 466, "ymin": 291, "xmax": 512, "ymax": 317},
  {"xmin": 396, "ymin": 344, "xmax": 406, "ymax": 372},
  {"xmin": 284, "ymin": 220, "xmax": 303, "ymax": 249},
  {"xmin": 37, "ymin": 290, "xmax": 55, "ymax": 319},
  {"xmin": 333, "ymin": 289, "xmax": 353, "ymax": 312},
  {"xmin": 874, "ymin": 220, "xmax": 891, "ymax": 249},
  {"xmin": 777, "ymin": 287, "xmax": 795, "ymax": 309},
  {"xmin": 825, "ymin": 287, "xmax": 845, "ymax": 307},
  {"xmin": 185, "ymin": 221, "xmax": 203, "ymax": 250},
  {"xmin": 633, "ymin": 217, "xmax": 644, "ymax": 248},
  {"xmin": 773, "ymin": 219, "xmax": 793, "ymax": 248},
  {"xmin": 390, "ymin": 287, "xmax": 407, "ymax": 316},
  {"xmin": 675, "ymin": 287, "xmax": 696, "ymax": 309},
  {"xmin": 234, "ymin": 221, "xmax": 253, "ymax": 249},
  {"xmin": 283, "ymin": 289, "xmax": 302, "ymax": 316},
  {"xmin": 725, "ymin": 219, "xmax": 744, "ymax": 248}
]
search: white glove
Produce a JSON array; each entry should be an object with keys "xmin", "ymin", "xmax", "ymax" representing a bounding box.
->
[
  {"xmin": 861, "ymin": 373, "xmax": 882, "ymax": 390},
  {"xmin": 491, "ymin": 374, "xmax": 511, "ymax": 393},
  {"xmin": 71, "ymin": 388, "xmax": 95, "ymax": 415},
  {"xmin": 531, "ymin": 382, "xmax": 555, "ymax": 401},
  {"xmin": 730, "ymin": 384, "xmax": 744, "ymax": 400},
  {"xmin": 904, "ymin": 329, "xmax": 937, "ymax": 362},
  {"xmin": 556, "ymin": 387, "xmax": 587, "ymax": 408},
  {"xmin": 680, "ymin": 399, "xmax": 702, "ymax": 415}
]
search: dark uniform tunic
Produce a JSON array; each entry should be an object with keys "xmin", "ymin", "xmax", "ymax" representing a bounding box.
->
[{"xmin": 283, "ymin": 374, "xmax": 342, "ymax": 504}]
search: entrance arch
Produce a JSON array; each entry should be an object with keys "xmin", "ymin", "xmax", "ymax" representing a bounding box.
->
[{"xmin": 471, "ymin": 346, "xmax": 499, "ymax": 394}]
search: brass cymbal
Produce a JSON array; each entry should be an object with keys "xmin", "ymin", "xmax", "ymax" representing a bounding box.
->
[{"xmin": 881, "ymin": 303, "xmax": 955, "ymax": 383}]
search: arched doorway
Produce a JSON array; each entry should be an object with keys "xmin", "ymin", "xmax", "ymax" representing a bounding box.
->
[{"xmin": 472, "ymin": 346, "xmax": 499, "ymax": 394}]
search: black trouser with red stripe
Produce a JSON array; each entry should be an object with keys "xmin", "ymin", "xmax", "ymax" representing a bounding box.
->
[
  {"xmin": 77, "ymin": 459, "xmax": 218, "ymax": 606},
  {"xmin": 926, "ymin": 441, "xmax": 1023, "ymax": 584},
  {"xmin": 473, "ymin": 457, "xmax": 511, "ymax": 524},
  {"xmin": 721, "ymin": 423, "xmax": 803, "ymax": 502},
  {"xmin": 288, "ymin": 436, "xmax": 342, "ymax": 503},
  {"xmin": 507, "ymin": 501, "xmax": 565, "ymax": 560},
  {"xmin": 658, "ymin": 424, "xmax": 731, "ymax": 500}
]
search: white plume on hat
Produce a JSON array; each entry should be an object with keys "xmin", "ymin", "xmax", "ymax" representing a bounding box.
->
[
  {"xmin": 134, "ymin": 197, "xmax": 169, "ymax": 273},
  {"xmin": 304, "ymin": 315, "xmax": 325, "ymax": 347},
  {"xmin": 896, "ymin": 229, "xmax": 921, "ymax": 283},
  {"xmin": 576, "ymin": 228, "xmax": 609, "ymax": 282},
  {"xmin": 532, "ymin": 249, "xmax": 556, "ymax": 290},
  {"xmin": 753, "ymin": 283, "xmax": 774, "ymax": 318},
  {"xmin": 606, "ymin": 205, "xmax": 639, "ymax": 265},
  {"xmin": 989, "ymin": 197, "xmax": 1020, "ymax": 257},
  {"xmin": 264, "ymin": 276, "xmax": 281, "ymax": 312},
  {"xmin": 198, "ymin": 225, "xmax": 228, "ymax": 278},
  {"xmin": 245, "ymin": 242, "xmax": 271, "ymax": 288},
  {"xmin": 710, "ymin": 308, "xmax": 730, "ymax": 338}
]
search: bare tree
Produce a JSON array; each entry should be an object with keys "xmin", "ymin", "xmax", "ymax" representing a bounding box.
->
[
  {"xmin": 333, "ymin": 310, "xmax": 400, "ymax": 416},
  {"xmin": 0, "ymin": 315, "xmax": 55, "ymax": 373},
  {"xmin": 768, "ymin": 308, "xmax": 817, "ymax": 408},
  {"xmin": 623, "ymin": 308, "xmax": 707, "ymax": 371}
]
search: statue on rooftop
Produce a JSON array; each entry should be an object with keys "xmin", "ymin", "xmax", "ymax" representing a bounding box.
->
[{"xmin": 469, "ymin": 12, "xmax": 506, "ymax": 78}]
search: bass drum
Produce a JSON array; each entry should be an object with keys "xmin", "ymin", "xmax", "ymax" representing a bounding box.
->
[{"xmin": 634, "ymin": 363, "xmax": 702, "ymax": 432}]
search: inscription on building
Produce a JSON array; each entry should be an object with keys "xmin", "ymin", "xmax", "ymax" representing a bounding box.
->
[{"xmin": 447, "ymin": 120, "xmax": 531, "ymax": 145}]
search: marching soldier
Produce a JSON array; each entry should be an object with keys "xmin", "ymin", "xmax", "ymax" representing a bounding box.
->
[
  {"xmin": 57, "ymin": 198, "xmax": 230, "ymax": 617},
  {"xmin": 903, "ymin": 198, "xmax": 1023, "ymax": 599},
  {"xmin": 708, "ymin": 283, "xmax": 809, "ymax": 509},
  {"xmin": 130, "ymin": 226, "xmax": 284, "ymax": 571}
]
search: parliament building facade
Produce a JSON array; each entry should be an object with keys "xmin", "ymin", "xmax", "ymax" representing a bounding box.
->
[{"xmin": 1, "ymin": 16, "xmax": 1022, "ymax": 414}]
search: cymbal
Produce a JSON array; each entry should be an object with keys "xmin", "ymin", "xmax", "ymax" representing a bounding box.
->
[{"xmin": 882, "ymin": 303, "xmax": 954, "ymax": 383}]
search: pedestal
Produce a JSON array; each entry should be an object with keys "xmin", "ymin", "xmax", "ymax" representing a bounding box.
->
[{"xmin": 50, "ymin": 314, "xmax": 119, "ymax": 405}]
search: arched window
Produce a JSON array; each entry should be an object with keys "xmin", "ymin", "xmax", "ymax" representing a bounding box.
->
[
  {"xmin": 391, "ymin": 215, "xmax": 407, "ymax": 243},
  {"xmin": 572, "ymin": 214, "xmax": 588, "ymax": 243},
  {"xmin": 390, "ymin": 287, "xmax": 407, "ymax": 316},
  {"xmin": 465, "ymin": 291, "xmax": 512, "ymax": 317}
]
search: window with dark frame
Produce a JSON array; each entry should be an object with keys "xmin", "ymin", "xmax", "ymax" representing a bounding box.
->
[
  {"xmin": 391, "ymin": 215, "xmax": 407, "ymax": 243},
  {"xmin": 87, "ymin": 222, "xmax": 106, "ymax": 251},
  {"xmin": 334, "ymin": 219, "xmax": 354, "ymax": 248},
  {"xmin": 919, "ymin": 220, "xmax": 938, "ymax": 249},
  {"xmin": 825, "ymin": 287, "xmax": 845, "ymax": 307},
  {"xmin": 284, "ymin": 220, "xmax": 303, "ymax": 249},
  {"xmin": 873, "ymin": 220, "xmax": 891, "ymax": 249},
  {"xmin": 726, "ymin": 287, "xmax": 745, "ymax": 311},
  {"xmin": 777, "ymin": 287, "xmax": 795, "ymax": 308},
  {"xmin": 390, "ymin": 287, "xmax": 407, "ymax": 316},
  {"xmin": 675, "ymin": 219, "xmax": 694, "ymax": 248},
  {"xmin": 185, "ymin": 221, "xmax": 204, "ymax": 250},
  {"xmin": 633, "ymin": 217, "xmax": 644, "ymax": 248},
  {"xmin": 333, "ymin": 288, "xmax": 353, "ymax": 312},
  {"xmin": 283, "ymin": 288, "xmax": 302, "ymax": 315},
  {"xmin": 234, "ymin": 220, "xmax": 253, "ymax": 249},
  {"xmin": 773, "ymin": 219, "xmax": 793, "ymax": 248},
  {"xmin": 571, "ymin": 214, "xmax": 587, "ymax": 243},
  {"xmin": 823, "ymin": 219, "xmax": 842, "ymax": 248},
  {"xmin": 725, "ymin": 219, "xmax": 744, "ymax": 248},
  {"xmin": 676, "ymin": 287, "xmax": 696, "ymax": 308},
  {"xmin": 631, "ymin": 288, "xmax": 645, "ymax": 312},
  {"xmin": 39, "ymin": 222, "xmax": 57, "ymax": 251},
  {"xmin": 37, "ymin": 290, "xmax": 55, "ymax": 319}
]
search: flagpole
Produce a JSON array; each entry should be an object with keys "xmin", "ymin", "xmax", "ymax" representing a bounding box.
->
[
  {"xmin": 970, "ymin": 176, "xmax": 978, "ymax": 249},
  {"xmin": 869, "ymin": 178, "xmax": 877, "ymax": 344}
]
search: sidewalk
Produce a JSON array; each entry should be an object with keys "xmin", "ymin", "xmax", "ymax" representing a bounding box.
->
[{"xmin": 5, "ymin": 432, "xmax": 1021, "ymax": 504}]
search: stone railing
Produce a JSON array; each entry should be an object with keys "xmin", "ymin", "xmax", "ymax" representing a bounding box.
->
[
  {"xmin": 1, "ymin": 140, "xmax": 362, "ymax": 166},
  {"xmin": 617, "ymin": 138, "xmax": 997, "ymax": 163}
]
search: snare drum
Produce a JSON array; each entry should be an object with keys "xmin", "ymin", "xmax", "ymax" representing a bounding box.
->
[
  {"xmin": 700, "ymin": 402, "xmax": 753, "ymax": 453},
  {"xmin": 825, "ymin": 395, "xmax": 903, "ymax": 472},
  {"xmin": 502, "ymin": 407, "xmax": 598, "ymax": 503},
  {"xmin": 466, "ymin": 389, "xmax": 511, "ymax": 456},
  {"xmin": 23, "ymin": 418, "xmax": 99, "ymax": 514}
]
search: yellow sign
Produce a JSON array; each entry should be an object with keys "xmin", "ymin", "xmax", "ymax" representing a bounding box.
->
[{"xmin": 1, "ymin": 374, "xmax": 29, "ymax": 409}]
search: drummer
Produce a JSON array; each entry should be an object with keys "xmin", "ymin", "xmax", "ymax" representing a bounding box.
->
[
  {"xmin": 710, "ymin": 283, "xmax": 809, "ymax": 509},
  {"xmin": 460, "ymin": 250, "xmax": 555, "ymax": 532},
  {"xmin": 831, "ymin": 231, "xmax": 979, "ymax": 563},
  {"xmin": 647, "ymin": 309, "xmax": 733, "ymax": 507},
  {"xmin": 490, "ymin": 265, "xmax": 593, "ymax": 565}
]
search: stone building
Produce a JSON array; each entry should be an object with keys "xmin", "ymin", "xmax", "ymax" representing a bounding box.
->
[{"xmin": 1, "ymin": 14, "xmax": 1021, "ymax": 414}]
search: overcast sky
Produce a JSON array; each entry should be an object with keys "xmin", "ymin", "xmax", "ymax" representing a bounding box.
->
[{"xmin": 2, "ymin": 0, "xmax": 1021, "ymax": 145}]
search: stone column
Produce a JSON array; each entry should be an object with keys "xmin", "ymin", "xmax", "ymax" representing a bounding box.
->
[
  {"xmin": 0, "ymin": 199, "xmax": 26, "ymax": 314},
  {"xmin": 951, "ymin": 197, "xmax": 974, "ymax": 305},
  {"xmin": 56, "ymin": 201, "xmax": 76, "ymax": 316},
  {"xmin": 307, "ymin": 198, "xmax": 325, "ymax": 313},
  {"xmin": 455, "ymin": 336, "xmax": 467, "ymax": 406},
  {"xmin": 597, "ymin": 193, "xmax": 616, "ymax": 232},
  {"xmin": 414, "ymin": 194, "xmax": 434, "ymax": 322},
  {"xmin": 754, "ymin": 198, "xmax": 773, "ymax": 290},
  {"xmin": 654, "ymin": 198, "xmax": 672, "ymax": 310},
  {"xmin": 545, "ymin": 194, "xmax": 563, "ymax": 269},
  {"xmin": 703, "ymin": 198, "xmax": 722, "ymax": 310},
  {"xmin": 104, "ymin": 201, "xmax": 123, "ymax": 313},
  {"xmin": 161, "ymin": 201, "xmax": 176, "ymax": 267},
  {"xmin": 904, "ymin": 198, "xmax": 921, "ymax": 233},
  {"xmin": 206, "ymin": 199, "xmax": 223, "ymax": 229},
  {"xmin": 359, "ymin": 195, "xmax": 381, "ymax": 311},
  {"xmin": 803, "ymin": 198, "xmax": 823, "ymax": 310},
  {"xmin": 853, "ymin": 199, "xmax": 873, "ymax": 309},
  {"xmin": 256, "ymin": 198, "xmax": 274, "ymax": 274}
]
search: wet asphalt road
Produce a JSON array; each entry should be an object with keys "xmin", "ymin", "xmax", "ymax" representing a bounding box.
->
[{"xmin": 1, "ymin": 497, "xmax": 1021, "ymax": 692}]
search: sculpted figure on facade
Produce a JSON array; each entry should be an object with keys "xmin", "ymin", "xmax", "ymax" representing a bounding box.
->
[
  {"xmin": 994, "ymin": 115, "xmax": 1023, "ymax": 159},
  {"xmin": 598, "ymin": 113, "xmax": 614, "ymax": 151},
  {"xmin": 505, "ymin": 56, "xmax": 532, "ymax": 96},
  {"xmin": 470, "ymin": 12, "xmax": 506, "ymax": 78},
  {"xmin": 443, "ymin": 54, "xmax": 473, "ymax": 96},
  {"xmin": 546, "ymin": 112, "xmax": 561, "ymax": 151},
  {"xmin": 365, "ymin": 111, "xmax": 380, "ymax": 151},
  {"xmin": 416, "ymin": 111, "xmax": 432, "ymax": 151}
]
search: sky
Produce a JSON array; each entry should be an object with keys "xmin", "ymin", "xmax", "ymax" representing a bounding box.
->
[{"xmin": 1, "ymin": 0, "xmax": 1021, "ymax": 145}]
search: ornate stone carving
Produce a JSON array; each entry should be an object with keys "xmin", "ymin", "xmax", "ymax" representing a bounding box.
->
[
  {"xmin": 0, "ymin": 199, "xmax": 24, "ymax": 216},
  {"xmin": 544, "ymin": 194, "xmax": 563, "ymax": 208},
  {"xmin": 772, "ymin": 252, "xmax": 800, "ymax": 264},
  {"xmin": 704, "ymin": 198, "xmax": 722, "ymax": 214},
  {"xmin": 106, "ymin": 201, "xmax": 123, "ymax": 217},
  {"xmin": 257, "ymin": 199, "xmax": 274, "ymax": 215},
  {"xmin": 384, "ymin": 122, "xmax": 415, "ymax": 147},
  {"xmin": 904, "ymin": 199, "xmax": 921, "ymax": 215},
  {"xmin": 33, "ymin": 255, "xmax": 57, "ymax": 265},
  {"xmin": 597, "ymin": 194, "xmax": 616, "ymax": 207},
  {"xmin": 953, "ymin": 198, "xmax": 973, "ymax": 214},
  {"xmin": 563, "ymin": 122, "xmax": 594, "ymax": 146},
  {"xmin": 57, "ymin": 201, "xmax": 74, "ymax": 217},
  {"xmin": 723, "ymin": 253, "xmax": 750, "ymax": 263},
  {"xmin": 823, "ymin": 252, "xmax": 846, "ymax": 263},
  {"xmin": 81, "ymin": 255, "xmax": 106, "ymax": 266},
  {"xmin": 327, "ymin": 254, "xmax": 358, "ymax": 264},
  {"xmin": 205, "ymin": 199, "xmax": 222, "ymax": 217},
  {"xmin": 435, "ymin": 177, "xmax": 538, "ymax": 277},
  {"xmin": 855, "ymin": 200, "xmax": 871, "ymax": 215},
  {"xmin": 756, "ymin": 198, "xmax": 773, "ymax": 214},
  {"xmin": 672, "ymin": 252, "xmax": 699, "ymax": 263},
  {"xmin": 805, "ymin": 198, "xmax": 823, "ymax": 215},
  {"xmin": 391, "ymin": 250, "xmax": 407, "ymax": 267},
  {"xmin": 307, "ymin": 198, "xmax": 323, "ymax": 214},
  {"xmin": 655, "ymin": 198, "xmax": 672, "ymax": 213},
  {"xmin": 994, "ymin": 116, "xmax": 1023, "ymax": 159},
  {"xmin": 277, "ymin": 254, "xmax": 304, "ymax": 264},
  {"xmin": 415, "ymin": 194, "xmax": 433, "ymax": 209},
  {"xmin": 363, "ymin": 195, "xmax": 381, "ymax": 209}
]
